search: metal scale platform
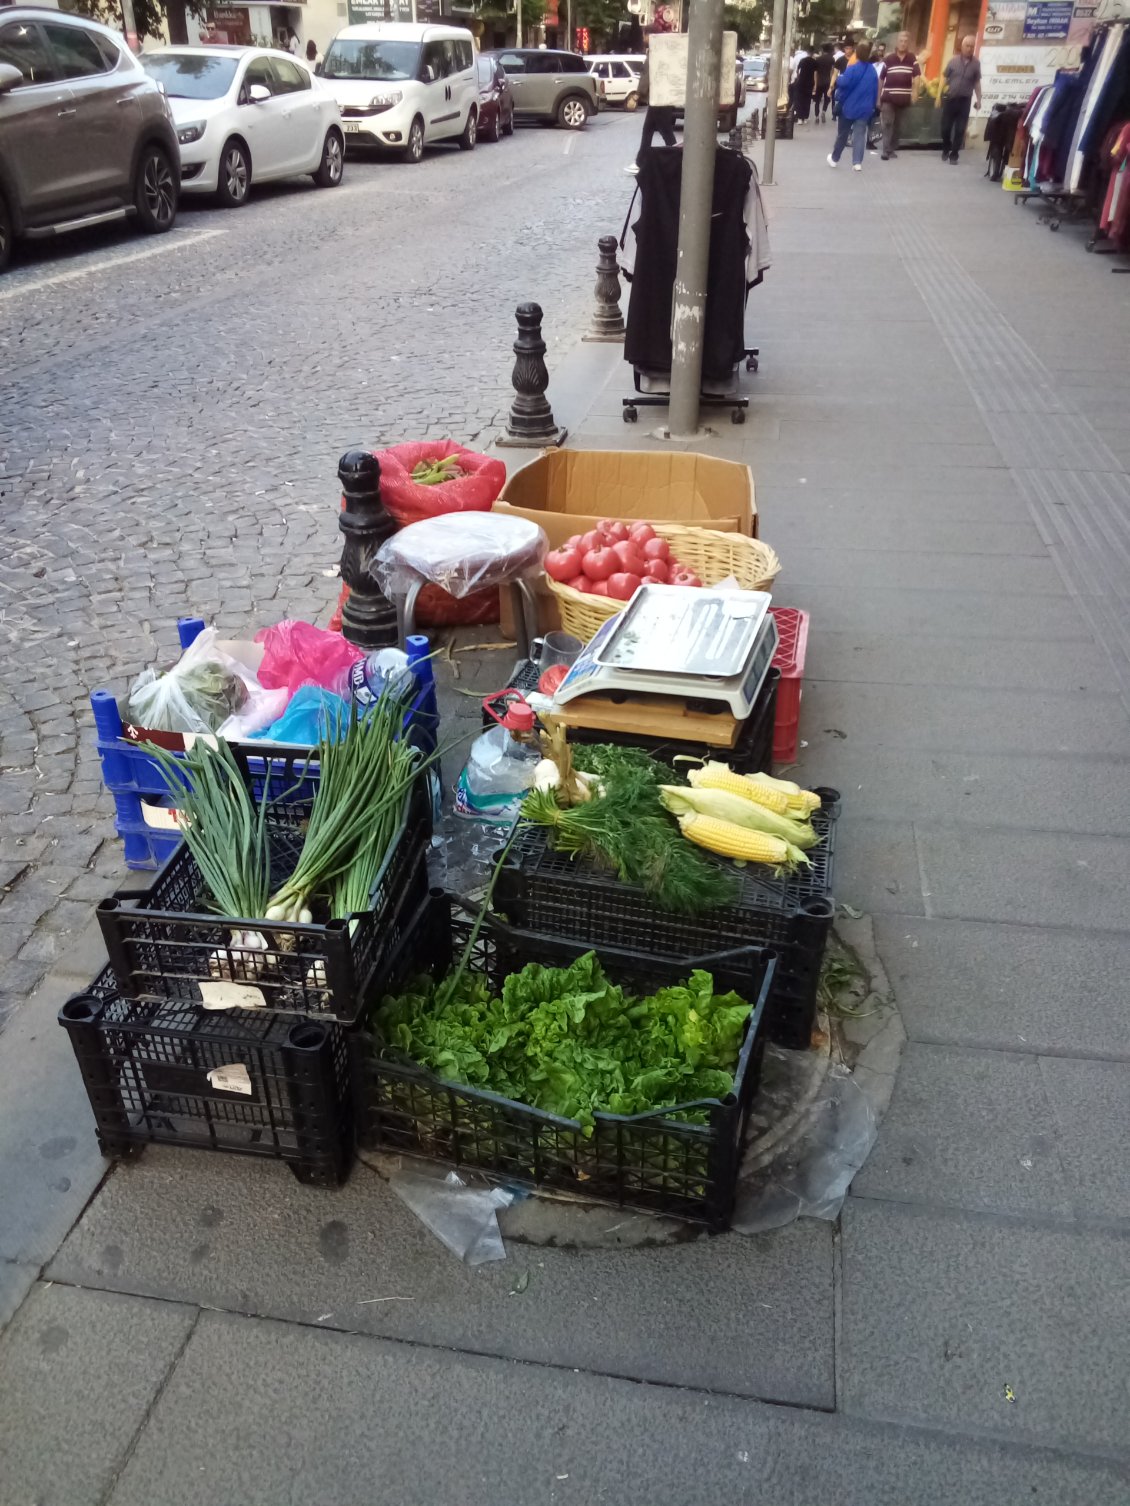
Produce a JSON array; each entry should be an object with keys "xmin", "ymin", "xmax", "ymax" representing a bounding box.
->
[{"xmin": 553, "ymin": 584, "xmax": 778, "ymax": 747}]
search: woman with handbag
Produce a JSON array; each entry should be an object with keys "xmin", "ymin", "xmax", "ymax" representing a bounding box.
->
[{"xmin": 827, "ymin": 40, "xmax": 880, "ymax": 172}]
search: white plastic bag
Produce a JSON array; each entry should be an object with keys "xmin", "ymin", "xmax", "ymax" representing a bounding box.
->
[{"xmin": 128, "ymin": 628, "xmax": 287, "ymax": 738}]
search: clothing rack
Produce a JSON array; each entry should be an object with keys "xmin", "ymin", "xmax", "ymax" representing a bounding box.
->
[{"xmin": 618, "ymin": 141, "xmax": 771, "ymax": 425}]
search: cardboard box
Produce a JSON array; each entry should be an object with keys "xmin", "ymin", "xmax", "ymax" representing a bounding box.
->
[
  {"xmin": 495, "ymin": 449, "xmax": 757, "ymax": 636},
  {"xmin": 494, "ymin": 449, "xmax": 757, "ymax": 548}
]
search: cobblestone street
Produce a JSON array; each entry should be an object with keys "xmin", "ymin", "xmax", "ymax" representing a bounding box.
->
[{"xmin": 0, "ymin": 112, "xmax": 637, "ymax": 1027}]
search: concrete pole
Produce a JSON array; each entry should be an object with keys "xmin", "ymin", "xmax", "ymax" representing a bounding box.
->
[
  {"xmin": 761, "ymin": 0, "xmax": 788, "ymax": 184},
  {"xmin": 516, "ymin": 0, "xmax": 523, "ymax": 49},
  {"xmin": 667, "ymin": 0, "xmax": 725, "ymax": 437}
]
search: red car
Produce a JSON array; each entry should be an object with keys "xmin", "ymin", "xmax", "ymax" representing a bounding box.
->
[{"xmin": 477, "ymin": 53, "xmax": 515, "ymax": 141}]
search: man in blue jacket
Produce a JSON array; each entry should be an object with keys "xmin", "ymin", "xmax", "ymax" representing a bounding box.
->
[{"xmin": 827, "ymin": 39, "xmax": 880, "ymax": 171}]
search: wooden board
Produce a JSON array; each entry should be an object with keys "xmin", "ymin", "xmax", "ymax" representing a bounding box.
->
[{"xmin": 558, "ymin": 691, "xmax": 741, "ymax": 746}]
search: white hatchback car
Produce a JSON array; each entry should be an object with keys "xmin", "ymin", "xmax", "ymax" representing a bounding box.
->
[{"xmin": 140, "ymin": 46, "xmax": 344, "ymax": 207}]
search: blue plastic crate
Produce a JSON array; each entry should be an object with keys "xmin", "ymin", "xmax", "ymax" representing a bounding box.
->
[{"xmin": 93, "ymin": 618, "xmax": 439, "ymax": 870}]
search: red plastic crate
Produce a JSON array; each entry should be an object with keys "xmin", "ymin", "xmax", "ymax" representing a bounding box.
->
[{"xmin": 769, "ymin": 606, "xmax": 809, "ymax": 765}]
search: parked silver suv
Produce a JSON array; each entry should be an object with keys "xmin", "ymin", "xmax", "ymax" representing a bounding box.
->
[{"xmin": 0, "ymin": 8, "xmax": 180, "ymax": 273}]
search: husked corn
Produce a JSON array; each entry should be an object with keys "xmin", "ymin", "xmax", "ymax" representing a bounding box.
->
[
  {"xmin": 689, "ymin": 763, "xmax": 792, "ymax": 814},
  {"xmin": 748, "ymin": 772, "xmax": 821, "ymax": 817},
  {"xmin": 660, "ymin": 786, "xmax": 819, "ymax": 849},
  {"xmin": 676, "ymin": 812, "xmax": 790, "ymax": 865}
]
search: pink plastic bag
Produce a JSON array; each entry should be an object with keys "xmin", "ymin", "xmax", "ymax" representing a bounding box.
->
[
  {"xmin": 374, "ymin": 441, "xmax": 506, "ymax": 527},
  {"xmin": 255, "ymin": 620, "xmax": 363, "ymax": 697}
]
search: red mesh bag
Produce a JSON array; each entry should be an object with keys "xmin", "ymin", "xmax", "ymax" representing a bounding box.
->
[
  {"xmin": 373, "ymin": 441, "xmax": 506, "ymax": 527},
  {"xmin": 328, "ymin": 441, "xmax": 506, "ymax": 629}
]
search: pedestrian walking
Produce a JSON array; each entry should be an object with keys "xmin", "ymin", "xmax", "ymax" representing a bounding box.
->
[
  {"xmin": 631, "ymin": 47, "xmax": 676, "ymax": 171},
  {"xmin": 879, "ymin": 30, "xmax": 921, "ymax": 159},
  {"xmin": 827, "ymin": 39, "xmax": 879, "ymax": 172},
  {"xmin": 940, "ymin": 35, "xmax": 982, "ymax": 163},
  {"xmin": 793, "ymin": 48, "xmax": 817, "ymax": 124},
  {"xmin": 813, "ymin": 43, "xmax": 836, "ymax": 123},
  {"xmin": 305, "ymin": 39, "xmax": 323, "ymax": 71}
]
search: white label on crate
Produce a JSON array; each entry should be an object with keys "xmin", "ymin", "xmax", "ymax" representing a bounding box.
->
[
  {"xmin": 206, "ymin": 1063, "xmax": 253, "ymax": 1096},
  {"xmin": 199, "ymin": 980, "xmax": 268, "ymax": 1012},
  {"xmin": 181, "ymin": 733, "xmax": 220, "ymax": 753},
  {"xmin": 140, "ymin": 801, "xmax": 184, "ymax": 832}
]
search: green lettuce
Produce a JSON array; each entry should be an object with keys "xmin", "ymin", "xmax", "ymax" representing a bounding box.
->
[{"xmin": 374, "ymin": 953, "xmax": 752, "ymax": 1131}]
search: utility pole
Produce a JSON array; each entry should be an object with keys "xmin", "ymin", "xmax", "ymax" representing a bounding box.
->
[
  {"xmin": 516, "ymin": 0, "xmax": 523, "ymax": 48},
  {"xmin": 761, "ymin": 0, "xmax": 788, "ymax": 184},
  {"xmin": 667, "ymin": 0, "xmax": 725, "ymax": 437}
]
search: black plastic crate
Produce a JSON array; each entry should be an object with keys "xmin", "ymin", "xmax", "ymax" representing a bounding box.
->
[
  {"xmin": 494, "ymin": 788, "xmax": 840, "ymax": 1051},
  {"xmin": 97, "ymin": 775, "xmax": 431, "ymax": 1026},
  {"xmin": 350, "ymin": 892, "xmax": 777, "ymax": 1229},
  {"xmin": 486, "ymin": 665, "xmax": 779, "ymax": 776},
  {"xmin": 59, "ymin": 969, "xmax": 351, "ymax": 1185}
]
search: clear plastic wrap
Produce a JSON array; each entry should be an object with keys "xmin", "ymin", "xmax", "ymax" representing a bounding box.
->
[
  {"xmin": 372, "ymin": 513, "xmax": 547, "ymax": 601},
  {"xmin": 388, "ymin": 1165, "xmax": 512, "ymax": 1264}
]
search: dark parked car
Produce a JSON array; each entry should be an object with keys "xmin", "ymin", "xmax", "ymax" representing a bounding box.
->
[
  {"xmin": 483, "ymin": 48, "xmax": 598, "ymax": 129},
  {"xmin": 476, "ymin": 52, "xmax": 513, "ymax": 141},
  {"xmin": 0, "ymin": 8, "xmax": 180, "ymax": 273}
]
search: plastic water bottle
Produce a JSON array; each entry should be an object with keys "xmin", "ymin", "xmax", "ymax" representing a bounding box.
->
[
  {"xmin": 454, "ymin": 695, "xmax": 540, "ymax": 823},
  {"xmin": 345, "ymin": 648, "xmax": 412, "ymax": 707}
]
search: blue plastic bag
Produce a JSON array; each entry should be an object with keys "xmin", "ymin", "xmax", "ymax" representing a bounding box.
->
[{"xmin": 250, "ymin": 687, "xmax": 348, "ymax": 745}]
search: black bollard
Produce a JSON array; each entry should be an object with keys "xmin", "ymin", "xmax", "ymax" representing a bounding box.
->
[
  {"xmin": 583, "ymin": 235, "xmax": 625, "ymax": 343},
  {"xmin": 337, "ymin": 450, "xmax": 399, "ymax": 651},
  {"xmin": 497, "ymin": 302, "xmax": 567, "ymax": 448}
]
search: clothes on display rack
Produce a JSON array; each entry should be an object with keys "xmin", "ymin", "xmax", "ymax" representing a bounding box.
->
[
  {"xmin": 1098, "ymin": 120, "xmax": 1130, "ymax": 247},
  {"xmin": 619, "ymin": 146, "xmax": 771, "ymax": 388}
]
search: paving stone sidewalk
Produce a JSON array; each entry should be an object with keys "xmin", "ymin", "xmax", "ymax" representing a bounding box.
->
[{"xmin": 2, "ymin": 121, "xmax": 1130, "ymax": 1504}]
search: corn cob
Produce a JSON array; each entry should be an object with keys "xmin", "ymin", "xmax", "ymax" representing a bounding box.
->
[
  {"xmin": 660, "ymin": 786, "xmax": 818, "ymax": 849},
  {"xmin": 747, "ymin": 772, "xmax": 822, "ymax": 818},
  {"xmin": 689, "ymin": 761, "xmax": 792, "ymax": 814},
  {"xmin": 675, "ymin": 811, "xmax": 793, "ymax": 867}
]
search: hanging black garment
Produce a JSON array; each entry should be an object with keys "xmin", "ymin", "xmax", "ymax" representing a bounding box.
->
[{"xmin": 624, "ymin": 146, "xmax": 752, "ymax": 385}]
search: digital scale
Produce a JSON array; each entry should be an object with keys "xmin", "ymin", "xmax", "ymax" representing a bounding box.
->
[{"xmin": 553, "ymin": 585, "xmax": 778, "ymax": 746}]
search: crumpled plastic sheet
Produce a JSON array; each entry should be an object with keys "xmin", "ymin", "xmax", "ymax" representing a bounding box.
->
[
  {"xmin": 731, "ymin": 1045, "xmax": 878, "ymax": 1234},
  {"xmin": 432, "ymin": 811, "xmax": 512, "ymax": 901},
  {"xmin": 389, "ymin": 1166, "xmax": 513, "ymax": 1265}
]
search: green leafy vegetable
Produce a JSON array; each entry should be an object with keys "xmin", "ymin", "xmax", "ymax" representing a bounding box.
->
[
  {"xmin": 520, "ymin": 743, "xmax": 738, "ymax": 914},
  {"xmin": 374, "ymin": 951, "xmax": 752, "ymax": 1131}
]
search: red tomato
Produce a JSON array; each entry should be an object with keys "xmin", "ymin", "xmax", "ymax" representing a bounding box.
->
[
  {"xmin": 582, "ymin": 547, "xmax": 618, "ymax": 581},
  {"xmin": 544, "ymin": 546, "xmax": 582, "ymax": 583},
  {"xmin": 588, "ymin": 580, "xmax": 611, "ymax": 597},
  {"xmin": 564, "ymin": 574, "xmax": 588, "ymax": 592},
  {"xmin": 538, "ymin": 664, "xmax": 570, "ymax": 696},
  {"xmin": 598, "ymin": 518, "xmax": 630, "ymax": 543},
  {"xmin": 607, "ymin": 572, "xmax": 642, "ymax": 601},
  {"xmin": 629, "ymin": 523, "xmax": 656, "ymax": 546},
  {"xmin": 565, "ymin": 533, "xmax": 582, "ymax": 550},
  {"xmin": 642, "ymin": 559, "xmax": 669, "ymax": 582},
  {"xmin": 642, "ymin": 536, "xmax": 670, "ymax": 562},
  {"xmin": 671, "ymin": 570, "xmax": 703, "ymax": 588},
  {"xmin": 579, "ymin": 530, "xmax": 603, "ymax": 555},
  {"xmin": 612, "ymin": 541, "xmax": 646, "ymax": 574}
]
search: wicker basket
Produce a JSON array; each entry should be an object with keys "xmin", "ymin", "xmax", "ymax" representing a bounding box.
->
[{"xmin": 547, "ymin": 524, "xmax": 781, "ymax": 641}]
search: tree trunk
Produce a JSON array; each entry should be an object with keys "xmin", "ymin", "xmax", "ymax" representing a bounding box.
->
[{"xmin": 166, "ymin": 0, "xmax": 190, "ymax": 45}]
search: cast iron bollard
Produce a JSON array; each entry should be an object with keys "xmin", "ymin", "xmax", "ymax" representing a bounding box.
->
[
  {"xmin": 583, "ymin": 235, "xmax": 625, "ymax": 343},
  {"xmin": 497, "ymin": 302, "xmax": 566, "ymax": 448},
  {"xmin": 337, "ymin": 450, "xmax": 399, "ymax": 650}
]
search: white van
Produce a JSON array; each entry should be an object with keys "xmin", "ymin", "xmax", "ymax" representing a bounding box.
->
[
  {"xmin": 322, "ymin": 22, "xmax": 478, "ymax": 162},
  {"xmin": 585, "ymin": 54, "xmax": 641, "ymax": 110}
]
